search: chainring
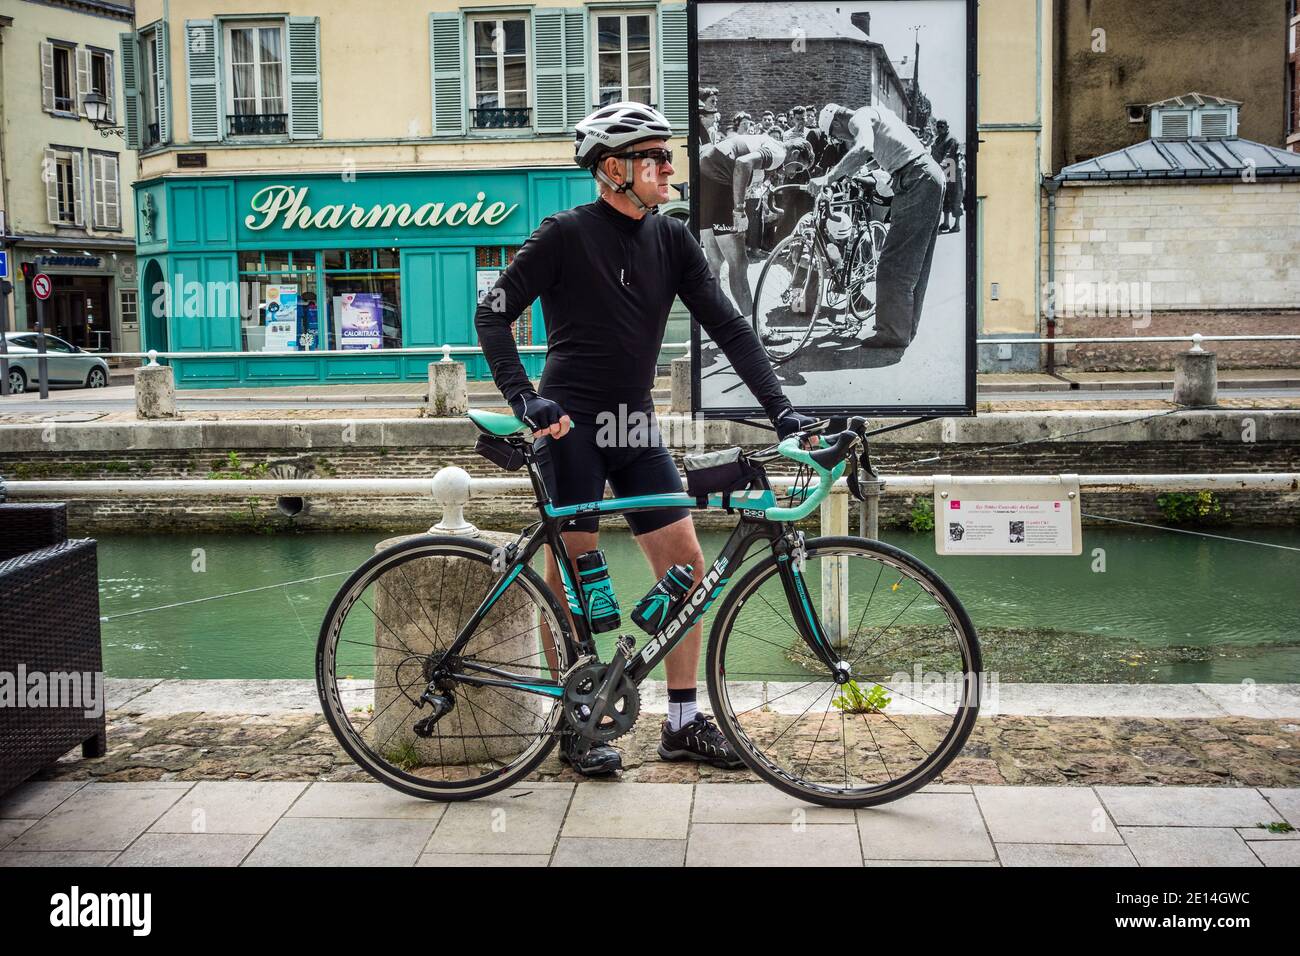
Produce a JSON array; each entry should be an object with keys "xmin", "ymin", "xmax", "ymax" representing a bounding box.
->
[{"xmin": 562, "ymin": 661, "xmax": 641, "ymax": 743}]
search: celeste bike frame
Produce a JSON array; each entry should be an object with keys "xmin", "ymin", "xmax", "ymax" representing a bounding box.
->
[{"xmin": 442, "ymin": 418, "xmax": 862, "ymax": 704}]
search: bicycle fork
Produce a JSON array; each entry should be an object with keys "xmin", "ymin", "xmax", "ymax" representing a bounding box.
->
[{"xmin": 775, "ymin": 532, "xmax": 852, "ymax": 683}]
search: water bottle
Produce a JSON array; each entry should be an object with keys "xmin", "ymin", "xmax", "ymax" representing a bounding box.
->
[
  {"xmin": 576, "ymin": 550, "xmax": 621, "ymax": 633},
  {"xmin": 630, "ymin": 564, "xmax": 695, "ymax": 635}
]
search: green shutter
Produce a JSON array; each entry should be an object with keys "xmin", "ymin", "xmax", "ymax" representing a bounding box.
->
[
  {"xmin": 533, "ymin": 10, "xmax": 565, "ymax": 132},
  {"xmin": 430, "ymin": 13, "xmax": 465, "ymax": 135},
  {"xmin": 119, "ymin": 32, "xmax": 141, "ymax": 149},
  {"xmin": 155, "ymin": 22, "xmax": 171, "ymax": 144},
  {"xmin": 659, "ymin": 3, "xmax": 688, "ymax": 131},
  {"xmin": 562, "ymin": 8, "xmax": 588, "ymax": 129},
  {"xmin": 287, "ymin": 16, "xmax": 322, "ymax": 139},
  {"xmin": 185, "ymin": 20, "xmax": 220, "ymax": 142}
]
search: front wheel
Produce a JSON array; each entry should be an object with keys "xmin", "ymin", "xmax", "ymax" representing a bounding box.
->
[
  {"xmin": 706, "ymin": 536, "xmax": 981, "ymax": 808},
  {"xmin": 751, "ymin": 232, "xmax": 822, "ymax": 364}
]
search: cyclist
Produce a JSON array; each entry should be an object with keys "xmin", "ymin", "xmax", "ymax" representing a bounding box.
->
[
  {"xmin": 474, "ymin": 102, "xmax": 817, "ymax": 776},
  {"xmin": 810, "ymin": 103, "xmax": 945, "ymax": 350},
  {"xmin": 699, "ymin": 132, "xmax": 808, "ymax": 343}
]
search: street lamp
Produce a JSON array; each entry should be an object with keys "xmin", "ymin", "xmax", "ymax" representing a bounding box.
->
[{"xmin": 83, "ymin": 91, "xmax": 124, "ymax": 138}]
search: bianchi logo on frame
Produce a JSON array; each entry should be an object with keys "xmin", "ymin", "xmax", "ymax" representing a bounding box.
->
[{"xmin": 243, "ymin": 185, "xmax": 520, "ymax": 232}]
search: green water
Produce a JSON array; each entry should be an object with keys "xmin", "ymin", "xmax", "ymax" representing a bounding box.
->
[{"xmin": 95, "ymin": 526, "xmax": 1300, "ymax": 684}]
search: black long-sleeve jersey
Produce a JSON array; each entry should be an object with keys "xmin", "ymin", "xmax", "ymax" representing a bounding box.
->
[{"xmin": 474, "ymin": 196, "xmax": 791, "ymax": 422}]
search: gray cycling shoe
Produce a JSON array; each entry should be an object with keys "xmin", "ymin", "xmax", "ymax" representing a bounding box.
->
[
  {"xmin": 558, "ymin": 736, "xmax": 623, "ymax": 777},
  {"xmin": 658, "ymin": 714, "xmax": 745, "ymax": 770}
]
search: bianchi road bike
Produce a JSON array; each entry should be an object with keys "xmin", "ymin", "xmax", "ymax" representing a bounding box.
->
[
  {"xmin": 753, "ymin": 176, "xmax": 891, "ymax": 364},
  {"xmin": 316, "ymin": 411, "xmax": 980, "ymax": 808}
]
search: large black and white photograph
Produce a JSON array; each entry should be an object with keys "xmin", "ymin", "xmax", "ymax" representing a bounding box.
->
[{"xmin": 691, "ymin": 0, "xmax": 976, "ymax": 417}]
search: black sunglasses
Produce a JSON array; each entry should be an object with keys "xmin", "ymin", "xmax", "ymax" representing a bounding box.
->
[{"xmin": 612, "ymin": 147, "xmax": 674, "ymax": 166}]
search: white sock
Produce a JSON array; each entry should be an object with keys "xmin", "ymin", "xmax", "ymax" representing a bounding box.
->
[{"xmin": 668, "ymin": 699, "xmax": 699, "ymax": 731}]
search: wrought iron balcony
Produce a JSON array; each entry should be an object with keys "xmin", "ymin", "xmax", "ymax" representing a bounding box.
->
[
  {"xmin": 228, "ymin": 113, "xmax": 288, "ymax": 136},
  {"xmin": 471, "ymin": 107, "xmax": 533, "ymax": 129}
]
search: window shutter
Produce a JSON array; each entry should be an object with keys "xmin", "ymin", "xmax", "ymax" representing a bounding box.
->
[
  {"xmin": 533, "ymin": 10, "xmax": 566, "ymax": 132},
  {"xmin": 1199, "ymin": 110, "xmax": 1230, "ymax": 138},
  {"xmin": 40, "ymin": 42, "xmax": 56, "ymax": 112},
  {"xmin": 429, "ymin": 13, "xmax": 466, "ymax": 135},
  {"xmin": 287, "ymin": 17, "xmax": 322, "ymax": 140},
  {"xmin": 91, "ymin": 153, "xmax": 103, "ymax": 227},
  {"xmin": 105, "ymin": 52, "xmax": 116, "ymax": 122},
  {"xmin": 184, "ymin": 20, "xmax": 220, "ymax": 141},
  {"xmin": 44, "ymin": 148, "xmax": 60, "ymax": 224},
  {"xmin": 119, "ymin": 33, "xmax": 141, "ymax": 149},
  {"xmin": 71, "ymin": 151, "xmax": 85, "ymax": 226},
  {"xmin": 104, "ymin": 155, "xmax": 121, "ymax": 229},
  {"xmin": 76, "ymin": 47, "xmax": 91, "ymax": 116},
  {"xmin": 155, "ymin": 23, "xmax": 171, "ymax": 144},
  {"xmin": 562, "ymin": 9, "xmax": 587, "ymax": 129},
  {"xmin": 659, "ymin": 3, "xmax": 688, "ymax": 131}
]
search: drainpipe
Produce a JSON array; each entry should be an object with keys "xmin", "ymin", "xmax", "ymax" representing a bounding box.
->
[
  {"xmin": 0, "ymin": 17, "xmax": 12, "ymax": 396},
  {"xmin": 1042, "ymin": 175, "xmax": 1060, "ymax": 376}
]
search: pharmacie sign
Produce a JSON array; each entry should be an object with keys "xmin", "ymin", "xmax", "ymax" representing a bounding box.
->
[{"xmin": 241, "ymin": 183, "xmax": 520, "ymax": 236}]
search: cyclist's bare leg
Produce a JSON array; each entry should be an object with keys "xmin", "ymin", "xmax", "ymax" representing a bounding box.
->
[
  {"xmin": 632, "ymin": 515, "xmax": 706, "ymax": 690},
  {"xmin": 702, "ymin": 228, "xmax": 723, "ymax": 278},
  {"xmin": 542, "ymin": 529, "xmax": 599, "ymax": 676},
  {"xmin": 716, "ymin": 232, "xmax": 754, "ymax": 321}
]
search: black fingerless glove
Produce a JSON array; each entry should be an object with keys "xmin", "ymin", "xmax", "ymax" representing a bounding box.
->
[
  {"xmin": 510, "ymin": 391, "xmax": 566, "ymax": 432},
  {"xmin": 774, "ymin": 407, "xmax": 818, "ymax": 441}
]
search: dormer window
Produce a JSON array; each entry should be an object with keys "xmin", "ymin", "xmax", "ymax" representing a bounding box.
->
[{"xmin": 1148, "ymin": 93, "xmax": 1240, "ymax": 139}]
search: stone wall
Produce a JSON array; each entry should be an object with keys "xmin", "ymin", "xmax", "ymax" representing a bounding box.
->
[{"xmin": 2, "ymin": 413, "xmax": 1298, "ymax": 532}]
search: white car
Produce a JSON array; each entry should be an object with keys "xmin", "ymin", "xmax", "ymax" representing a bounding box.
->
[{"xmin": 1, "ymin": 331, "xmax": 110, "ymax": 393}]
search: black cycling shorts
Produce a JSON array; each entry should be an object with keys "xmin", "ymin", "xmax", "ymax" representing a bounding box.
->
[{"xmin": 533, "ymin": 419, "xmax": 689, "ymax": 536}]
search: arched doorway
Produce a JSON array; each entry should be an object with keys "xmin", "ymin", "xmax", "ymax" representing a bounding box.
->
[{"xmin": 142, "ymin": 259, "xmax": 168, "ymax": 357}]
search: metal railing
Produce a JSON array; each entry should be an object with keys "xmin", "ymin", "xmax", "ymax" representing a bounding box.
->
[{"xmin": 57, "ymin": 342, "xmax": 694, "ymax": 365}]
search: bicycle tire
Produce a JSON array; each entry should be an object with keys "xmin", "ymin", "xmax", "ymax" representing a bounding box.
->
[
  {"xmin": 751, "ymin": 232, "xmax": 822, "ymax": 364},
  {"xmin": 706, "ymin": 535, "xmax": 981, "ymax": 809},
  {"xmin": 316, "ymin": 534, "xmax": 573, "ymax": 801}
]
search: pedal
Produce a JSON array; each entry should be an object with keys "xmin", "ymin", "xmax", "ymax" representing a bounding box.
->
[{"xmin": 615, "ymin": 635, "xmax": 636, "ymax": 659}]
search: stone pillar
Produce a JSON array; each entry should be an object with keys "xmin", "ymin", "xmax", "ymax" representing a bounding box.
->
[
  {"xmin": 134, "ymin": 363, "xmax": 177, "ymax": 419},
  {"xmin": 369, "ymin": 528, "xmax": 549, "ymax": 766},
  {"xmin": 1173, "ymin": 350, "xmax": 1217, "ymax": 407},
  {"xmin": 669, "ymin": 355, "xmax": 692, "ymax": 414},
  {"xmin": 428, "ymin": 360, "xmax": 468, "ymax": 417},
  {"xmin": 819, "ymin": 489, "xmax": 850, "ymax": 649}
]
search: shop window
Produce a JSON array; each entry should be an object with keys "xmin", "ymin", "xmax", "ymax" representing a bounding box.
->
[
  {"xmin": 120, "ymin": 290, "xmax": 138, "ymax": 329},
  {"xmin": 478, "ymin": 246, "xmax": 531, "ymax": 346},
  {"xmin": 323, "ymin": 252, "xmax": 401, "ymax": 351},
  {"xmin": 593, "ymin": 11, "xmax": 654, "ymax": 108},
  {"xmin": 238, "ymin": 251, "xmax": 318, "ymax": 352}
]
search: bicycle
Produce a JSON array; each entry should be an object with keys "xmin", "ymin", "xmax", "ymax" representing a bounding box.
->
[
  {"xmin": 752, "ymin": 176, "xmax": 891, "ymax": 364},
  {"xmin": 316, "ymin": 411, "xmax": 981, "ymax": 808}
]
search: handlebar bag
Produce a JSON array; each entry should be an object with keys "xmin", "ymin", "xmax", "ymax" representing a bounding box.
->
[{"xmin": 683, "ymin": 447, "xmax": 756, "ymax": 498}]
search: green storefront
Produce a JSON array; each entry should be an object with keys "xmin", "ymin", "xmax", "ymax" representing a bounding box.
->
[{"xmin": 132, "ymin": 167, "xmax": 596, "ymax": 387}]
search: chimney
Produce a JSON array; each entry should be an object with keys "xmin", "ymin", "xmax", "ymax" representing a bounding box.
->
[{"xmin": 851, "ymin": 12, "xmax": 870, "ymax": 36}]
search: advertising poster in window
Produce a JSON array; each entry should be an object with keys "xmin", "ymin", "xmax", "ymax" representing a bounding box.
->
[
  {"xmin": 334, "ymin": 293, "xmax": 384, "ymax": 350},
  {"xmin": 263, "ymin": 285, "xmax": 299, "ymax": 352},
  {"xmin": 689, "ymin": 0, "xmax": 977, "ymax": 418}
]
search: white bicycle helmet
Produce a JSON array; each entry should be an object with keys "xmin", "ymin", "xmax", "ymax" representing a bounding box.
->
[
  {"xmin": 575, "ymin": 101, "xmax": 673, "ymax": 209},
  {"xmin": 818, "ymin": 103, "xmax": 848, "ymax": 138}
]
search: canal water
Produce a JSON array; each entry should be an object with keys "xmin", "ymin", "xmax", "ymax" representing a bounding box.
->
[{"xmin": 95, "ymin": 526, "xmax": 1300, "ymax": 684}]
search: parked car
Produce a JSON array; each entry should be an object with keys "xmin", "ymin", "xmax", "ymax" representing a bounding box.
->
[{"xmin": 1, "ymin": 332, "xmax": 110, "ymax": 393}]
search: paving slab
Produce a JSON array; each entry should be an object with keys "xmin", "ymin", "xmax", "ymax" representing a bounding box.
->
[
  {"xmin": 113, "ymin": 833, "xmax": 262, "ymax": 867},
  {"xmin": 692, "ymin": 784, "xmax": 854, "ymax": 825},
  {"xmin": 0, "ymin": 850, "xmax": 119, "ymax": 867},
  {"xmin": 868, "ymin": 859, "xmax": 1000, "ymax": 866},
  {"xmin": 105, "ymin": 678, "xmax": 165, "ymax": 710},
  {"xmin": 0, "ymin": 781, "xmax": 88, "ymax": 819},
  {"xmin": 1248, "ymin": 841, "xmax": 1300, "ymax": 866},
  {"xmin": 285, "ymin": 782, "xmax": 446, "ymax": 820},
  {"xmin": 551, "ymin": 838, "xmax": 687, "ymax": 867},
  {"xmin": 974, "ymin": 786, "xmax": 1122, "ymax": 844},
  {"xmin": 0, "ymin": 819, "xmax": 37, "ymax": 851},
  {"xmin": 686, "ymin": 823, "xmax": 862, "ymax": 867},
  {"xmin": 996, "ymin": 844, "xmax": 1138, "ymax": 866},
  {"xmin": 561, "ymin": 782, "xmax": 693, "ymax": 840},
  {"xmin": 426, "ymin": 784, "xmax": 573, "ymax": 855},
  {"xmin": 1258, "ymin": 788, "xmax": 1300, "ymax": 827},
  {"xmin": 243, "ymin": 817, "xmax": 435, "ymax": 866},
  {"xmin": 150, "ymin": 781, "xmax": 307, "ymax": 834},
  {"xmin": 1119, "ymin": 827, "xmax": 1261, "ymax": 867},
  {"xmin": 858, "ymin": 792, "xmax": 997, "ymax": 860},
  {"xmin": 1235, "ymin": 826, "xmax": 1300, "ymax": 842},
  {"xmin": 1194, "ymin": 683, "xmax": 1300, "ymax": 719},
  {"xmin": 10, "ymin": 785, "xmax": 186, "ymax": 852},
  {"xmin": 1095, "ymin": 786, "xmax": 1276, "ymax": 827},
  {"xmin": 990, "ymin": 684, "xmax": 1222, "ymax": 718},
  {"xmin": 416, "ymin": 853, "xmax": 550, "ymax": 867}
]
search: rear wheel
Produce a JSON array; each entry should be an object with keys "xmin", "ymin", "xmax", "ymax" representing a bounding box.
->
[
  {"xmin": 86, "ymin": 367, "xmax": 107, "ymax": 388},
  {"xmin": 752, "ymin": 233, "xmax": 822, "ymax": 363},
  {"xmin": 8, "ymin": 367, "xmax": 26, "ymax": 394},
  {"xmin": 706, "ymin": 536, "xmax": 981, "ymax": 808},
  {"xmin": 316, "ymin": 535, "xmax": 574, "ymax": 801}
]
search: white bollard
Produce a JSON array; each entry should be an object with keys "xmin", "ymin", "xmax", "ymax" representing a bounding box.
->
[{"xmin": 430, "ymin": 465, "xmax": 478, "ymax": 535}]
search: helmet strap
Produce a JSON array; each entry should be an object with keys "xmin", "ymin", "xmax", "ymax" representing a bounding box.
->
[{"xmin": 594, "ymin": 158, "xmax": 651, "ymax": 212}]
